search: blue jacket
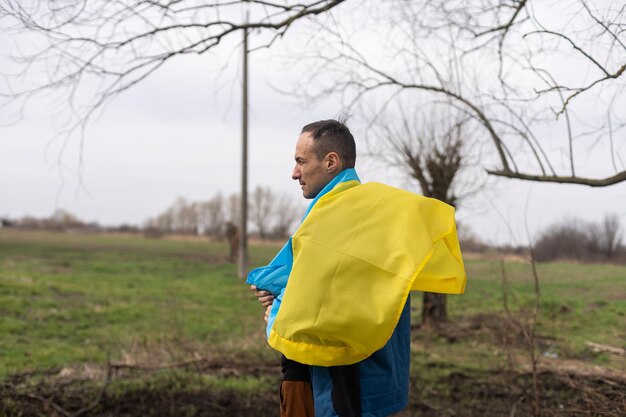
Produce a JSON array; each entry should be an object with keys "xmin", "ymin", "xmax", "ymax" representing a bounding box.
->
[{"xmin": 310, "ymin": 298, "xmax": 411, "ymax": 417}]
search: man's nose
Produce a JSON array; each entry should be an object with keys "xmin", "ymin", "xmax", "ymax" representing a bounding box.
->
[{"xmin": 292, "ymin": 166, "xmax": 301, "ymax": 180}]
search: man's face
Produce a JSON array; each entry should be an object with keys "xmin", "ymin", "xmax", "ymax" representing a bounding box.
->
[{"xmin": 292, "ymin": 132, "xmax": 335, "ymax": 199}]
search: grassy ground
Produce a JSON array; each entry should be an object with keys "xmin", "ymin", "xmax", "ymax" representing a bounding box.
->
[
  {"xmin": 438, "ymin": 257, "xmax": 626, "ymax": 366},
  {"xmin": 0, "ymin": 229, "xmax": 280, "ymax": 376},
  {"xmin": 1, "ymin": 229, "xmax": 625, "ymax": 416}
]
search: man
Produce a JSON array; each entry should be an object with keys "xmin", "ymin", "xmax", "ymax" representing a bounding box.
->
[{"xmin": 250, "ymin": 119, "xmax": 412, "ymax": 417}]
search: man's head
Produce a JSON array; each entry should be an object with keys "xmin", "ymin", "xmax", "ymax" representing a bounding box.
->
[{"xmin": 292, "ymin": 119, "xmax": 357, "ymax": 199}]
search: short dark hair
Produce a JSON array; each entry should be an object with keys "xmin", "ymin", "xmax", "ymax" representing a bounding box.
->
[
  {"xmin": 301, "ymin": 119, "xmax": 357, "ymax": 168},
  {"xmin": 301, "ymin": 119, "xmax": 356, "ymax": 168}
]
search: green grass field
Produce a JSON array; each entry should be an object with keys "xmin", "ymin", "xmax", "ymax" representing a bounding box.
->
[
  {"xmin": 0, "ymin": 230, "xmax": 279, "ymax": 376},
  {"xmin": 1, "ymin": 229, "xmax": 625, "ymax": 376},
  {"xmin": 1, "ymin": 229, "xmax": 625, "ymax": 416}
]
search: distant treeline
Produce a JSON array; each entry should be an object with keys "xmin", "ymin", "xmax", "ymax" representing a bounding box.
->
[
  {"xmin": 1, "ymin": 186, "xmax": 303, "ymax": 241},
  {"xmin": 533, "ymin": 214, "xmax": 624, "ymax": 262},
  {"xmin": 1, "ymin": 210, "xmax": 105, "ymax": 232},
  {"xmin": 143, "ymin": 186, "xmax": 302, "ymax": 240},
  {"xmin": 457, "ymin": 214, "xmax": 624, "ymax": 263},
  {"xmin": 3, "ymin": 205, "xmax": 623, "ymax": 263}
]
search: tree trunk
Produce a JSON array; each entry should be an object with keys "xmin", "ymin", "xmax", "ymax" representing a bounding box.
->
[{"xmin": 421, "ymin": 292, "xmax": 447, "ymax": 328}]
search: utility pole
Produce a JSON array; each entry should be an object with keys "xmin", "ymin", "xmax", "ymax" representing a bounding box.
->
[{"xmin": 238, "ymin": 16, "xmax": 249, "ymax": 279}]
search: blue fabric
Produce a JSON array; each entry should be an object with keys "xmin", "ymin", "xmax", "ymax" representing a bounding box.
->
[
  {"xmin": 310, "ymin": 299, "xmax": 411, "ymax": 417},
  {"xmin": 245, "ymin": 240, "xmax": 293, "ymax": 297},
  {"xmin": 246, "ymin": 168, "xmax": 360, "ymax": 338}
]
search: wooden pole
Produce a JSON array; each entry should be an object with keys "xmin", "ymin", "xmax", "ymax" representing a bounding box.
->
[{"xmin": 238, "ymin": 16, "xmax": 249, "ymax": 279}]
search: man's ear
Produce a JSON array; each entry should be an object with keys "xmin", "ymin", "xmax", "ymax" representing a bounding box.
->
[{"xmin": 326, "ymin": 152, "xmax": 341, "ymax": 172}]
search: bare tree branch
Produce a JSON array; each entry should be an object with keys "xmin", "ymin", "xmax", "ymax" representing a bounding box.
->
[
  {"xmin": 285, "ymin": 0, "xmax": 626, "ymax": 187},
  {"xmin": 475, "ymin": 0, "xmax": 528, "ymax": 38},
  {"xmin": 486, "ymin": 169, "xmax": 626, "ymax": 187},
  {"xmin": 1, "ymin": 0, "xmax": 346, "ymax": 134},
  {"xmin": 2, "ymin": 0, "xmax": 625, "ymax": 188}
]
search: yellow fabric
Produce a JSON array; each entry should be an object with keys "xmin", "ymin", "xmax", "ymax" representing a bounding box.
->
[{"xmin": 269, "ymin": 182, "xmax": 466, "ymax": 366}]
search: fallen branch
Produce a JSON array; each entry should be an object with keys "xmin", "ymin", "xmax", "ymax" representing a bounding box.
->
[
  {"xmin": 71, "ymin": 360, "xmax": 113, "ymax": 417},
  {"xmin": 18, "ymin": 360, "xmax": 113, "ymax": 417},
  {"xmin": 585, "ymin": 341, "xmax": 626, "ymax": 356},
  {"xmin": 21, "ymin": 393, "xmax": 71, "ymax": 417},
  {"xmin": 110, "ymin": 356, "xmax": 208, "ymax": 371}
]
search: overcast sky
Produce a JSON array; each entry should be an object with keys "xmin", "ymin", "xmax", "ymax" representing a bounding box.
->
[{"xmin": 1, "ymin": 4, "xmax": 625, "ymax": 247}]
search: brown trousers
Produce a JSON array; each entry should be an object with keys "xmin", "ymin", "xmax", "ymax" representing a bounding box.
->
[{"xmin": 280, "ymin": 380, "xmax": 314, "ymax": 417}]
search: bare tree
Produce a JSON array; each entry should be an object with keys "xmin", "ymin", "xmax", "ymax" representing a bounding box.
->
[
  {"xmin": 145, "ymin": 205, "xmax": 175, "ymax": 234},
  {"xmin": 196, "ymin": 193, "xmax": 225, "ymax": 239},
  {"xmin": 2, "ymin": 1, "xmax": 623, "ymax": 187},
  {"xmin": 0, "ymin": 0, "xmax": 345, "ymax": 148},
  {"xmin": 368, "ymin": 103, "xmax": 477, "ymax": 326},
  {"xmin": 287, "ymin": 0, "xmax": 626, "ymax": 187},
  {"xmin": 586, "ymin": 213, "xmax": 623, "ymax": 259},
  {"xmin": 250, "ymin": 185, "xmax": 275, "ymax": 239},
  {"xmin": 170, "ymin": 197, "xmax": 198, "ymax": 234},
  {"xmin": 50, "ymin": 208, "xmax": 84, "ymax": 231},
  {"xmin": 224, "ymin": 220, "xmax": 239, "ymax": 262},
  {"xmin": 598, "ymin": 213, "xmax": 623, "ymax": 259},
  {"xmin": 146, "ymin": 196, "xmax": 198, "ymax": 234},
  {"xmin": 534, "ymin": 218, "xmax": 590, "ymax": 262},
  {"xmin": 271, "ymin": 193, "xmax": 300, "ymax": 239},
  {"xmin": 370, "ymin": 104, "xmax": 478, "ymax": 204},
  {"xmin": 226, "ymin": 192, "xmax": 241, "ymax": 225}
]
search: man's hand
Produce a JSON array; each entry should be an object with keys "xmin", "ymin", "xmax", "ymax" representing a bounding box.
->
[
  {"xmin": 250, "ymin": 285, "xmax": 274, "ymax": 307},
  {"xmin": 264, "ymin": 304, "xmax": 272, "ymax": 323}
]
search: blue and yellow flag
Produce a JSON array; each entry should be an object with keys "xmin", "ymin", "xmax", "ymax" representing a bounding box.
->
[{"xmin": 247, "ymin": 169, "xmax": 465, "ymax": 366}]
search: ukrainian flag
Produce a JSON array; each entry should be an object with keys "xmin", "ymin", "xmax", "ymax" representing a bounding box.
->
[{"xmin": 247, "ymin": 169, "xmax": 465, "ymax": 366}]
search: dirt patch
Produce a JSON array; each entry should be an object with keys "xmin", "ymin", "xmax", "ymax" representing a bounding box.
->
[
  {"xmin": 428, "ymin": 313, "xmax": 527, "ymax": 347},
  {"xmin": 1, "ymin": 357, "xmax": 280, "ymax": 417},
  {"xmin": 429, "ymin": 313, "xmax": 565, "ymax": 354},
  {"xmin": 1, "ymin": 383, "xmax": 276, "ymax": 417},
  {"xmin": 402, "ymin": 369, "xmax": 626, "ymax": 417},
  {"xmin": 462, "ymin": 251, "xmax": 529, "ymax": 263},
  {"xmin": 2, "ymin": 364, "xmax": 624, "ymax": 417}
]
